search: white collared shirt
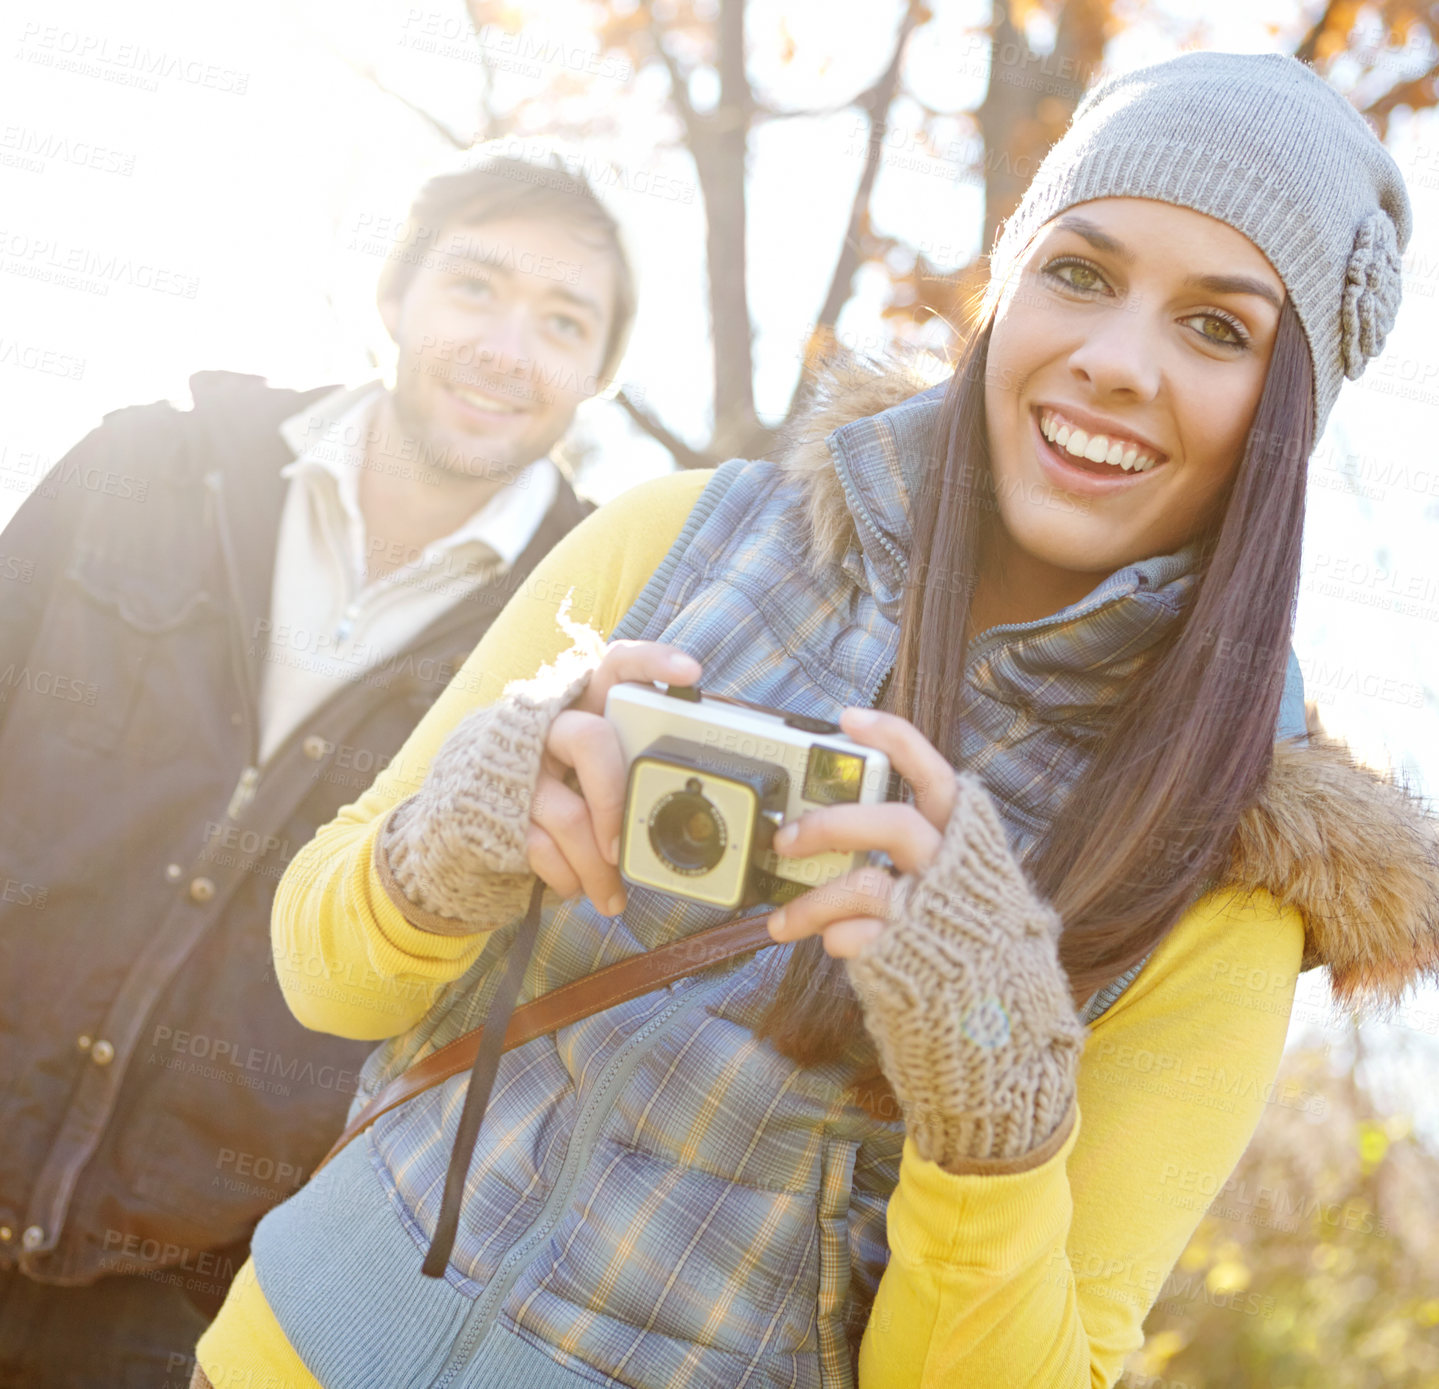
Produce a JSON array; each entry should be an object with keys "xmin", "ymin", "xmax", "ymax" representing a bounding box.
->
[{"xmin": 255, "ymin": 379, "xmax": 560, "ymax": 765}]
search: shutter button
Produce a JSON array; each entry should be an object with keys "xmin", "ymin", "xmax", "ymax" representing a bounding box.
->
[
  {"xmin": 782, "ymin": 712, "xmax": 840, "ymax": 734},
  {"xmin": 189, "ymin": 877, "xmax": 216, "ymax": 903}
]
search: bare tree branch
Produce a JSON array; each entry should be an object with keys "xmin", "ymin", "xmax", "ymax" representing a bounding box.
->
[
  {"xmin": 1359, "ymin": 57, "xmax": 1439, "ymax": 135},
  {"xmin": 346, "ymin": 61, "xmax": 471, "ymax": 149},
  {"xmin": 654, "ymin": 32, "xmax": 700, "ymax": 133},
  {"xmin": 750, "ymin": 89, "xmax": 900, "ymax": 123},
  {"xmin": 471, "ymin": 46, "xmax": 510, "ymax": 142},
  {"xmin": 690, "ymin": 0, "xmax": 759, "ymax": 457},
  {"xmin": 1293, "ymin": 0, "xmax": 1344, "ymax": 66},
  {"xmin": 616, "ymin": 390, "xmax": 712, "ymax": 470},
  {"xmin": 776, "ymin": 0, "xmax": 925, "ymax": 433}
]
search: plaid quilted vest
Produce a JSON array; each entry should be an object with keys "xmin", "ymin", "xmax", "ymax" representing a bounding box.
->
[{"xmin": 252, "ymin": 381, "xmax": 1307, "ymax": 1388}]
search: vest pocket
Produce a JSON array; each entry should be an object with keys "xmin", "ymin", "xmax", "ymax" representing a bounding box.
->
[{"xmin": 501, "ymin": 1135, "xmax": 843, "ymax": 1386}]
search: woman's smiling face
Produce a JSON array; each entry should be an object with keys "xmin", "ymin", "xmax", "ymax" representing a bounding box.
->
[{"xmin": 983, "ymin": 197, "xmax": 1287, "ymax": 586}]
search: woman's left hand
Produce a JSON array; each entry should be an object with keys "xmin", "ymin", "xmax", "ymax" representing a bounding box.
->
[
  {"xmin": 765, "ymin": 706, "xmax": 955, "ymax": 957},
  {"xmin": 767, "ymin": 705, "xmax": 1087, "ymax": 1172}
]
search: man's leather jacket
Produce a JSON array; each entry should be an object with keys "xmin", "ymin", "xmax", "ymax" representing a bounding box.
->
[{"xmin": 0, "ymin": 371, "xmax": 592, "ymax": 1293}]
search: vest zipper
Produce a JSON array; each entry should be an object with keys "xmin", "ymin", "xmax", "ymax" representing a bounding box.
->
[
  {"xmin": 831, "ymin": 447, "xmax": 907, "ymax": 577},
  {"xmin": 433, "ymin": 976, "xmax": 726, "ymax": 1388}
]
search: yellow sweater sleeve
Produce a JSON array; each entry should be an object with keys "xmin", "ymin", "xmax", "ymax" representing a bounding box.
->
[
  {"xmin": 857, "ymin": 883, "xmax": 1307, "ymax": 1389},
  {"xmin": 271, "ymin": 466, "xmax": 714, "ymax": 1041}
]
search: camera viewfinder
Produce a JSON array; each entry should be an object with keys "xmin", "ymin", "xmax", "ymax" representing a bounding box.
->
[{"xmin": 803, "ymin": 744, "xmax": 866, "ymax": 806}]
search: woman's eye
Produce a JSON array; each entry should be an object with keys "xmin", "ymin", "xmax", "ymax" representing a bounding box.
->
[
  {"xmin": 1041, "ymin": 256, "xmax": 1252, "ymax": 352},
  {"xmin": 550, "ymin": 313, "xmax": 586, "ymax": 340},
  {"xmin": 1042, "ymin": 258, "xmax": 1108, "ymax": 293},
  {"xmin": 1191, "ymin": 313, "xmax": 1250, "ymax": 350},
  {"xmin": 454, "ymin": 275, "xmax": 494, "ymax": 298}
]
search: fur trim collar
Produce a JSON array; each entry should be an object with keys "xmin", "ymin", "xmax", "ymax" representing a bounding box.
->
[
  {"xmin": 1229, "ymin": 735, "xmax": 1439, "ymax": 1016},
  {"xmin": 771, "ymin": 356, "xmax": 1439, "ymax": 1016},
  {"xmin": 775, "ymin": 356, "xmax": 940, "ymax": 579}
]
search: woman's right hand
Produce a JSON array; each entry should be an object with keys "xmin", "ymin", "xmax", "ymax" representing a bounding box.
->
[
  {"xmin": 527, "ymin": 641, "xmax": 701, "ymax": 918},
  {"xmin": 376, "ymin": 637, "xmax": 700, "ymax": 934}
]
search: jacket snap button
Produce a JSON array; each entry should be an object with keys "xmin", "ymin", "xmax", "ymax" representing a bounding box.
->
[
  {"xmin": 303, "ymin": 735, "xmax": 327, "ymax": 760},
  {"xmin": 165, "ymin": 863, "xmax": 183, "ymax": 882},
  {"xmin": 76, "ymin": 1035, "xmax": 92, "ymax": 1052},
  {"xmin": 21, "ymin": 1225, "xmax": 44, "ymax": 1251},
  {"xmin": 90, "ymin": 1039, "xmax": 115, "ymax": 1066},
  {"xmin": 0, "ymin": 1226, "xmax": 12, "ymax": 1243},
  {"xmin": 189, "ymin": 877, "xmax": 216, "ymax": 903}
]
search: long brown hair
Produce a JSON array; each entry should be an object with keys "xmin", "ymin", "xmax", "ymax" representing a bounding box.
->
[{"xmin": 755, "ymin": 294, "xmax": 1314, "ymax": 1068}]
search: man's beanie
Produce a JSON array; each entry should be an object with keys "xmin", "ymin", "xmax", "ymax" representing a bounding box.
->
[{"xmin": 979, "ymin": 50, "xmax": 1413, "ymax": 443}]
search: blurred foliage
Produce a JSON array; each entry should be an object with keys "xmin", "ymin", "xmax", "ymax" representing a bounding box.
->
[
  {"xmin": 443, "ymin": 0, "xmax": 1439, "ymax": 464},
  {"xmin": 1120, "ymin": 1030, "xmax": 1439, "ymax": 1388}
]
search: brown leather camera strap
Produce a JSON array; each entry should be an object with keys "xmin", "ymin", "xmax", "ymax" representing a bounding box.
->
[
  {"xmin": 315, "ymin": 904, "xmax": 894, "ymax": 1178},
  {"xmin": 316, "ymin": 894, "xmax": 899, "ymax": 1277}
]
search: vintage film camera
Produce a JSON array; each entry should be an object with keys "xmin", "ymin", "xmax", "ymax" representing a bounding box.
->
[{"xmin": 605, "ymin": 680, "xmax": 897, "ymax": 910}]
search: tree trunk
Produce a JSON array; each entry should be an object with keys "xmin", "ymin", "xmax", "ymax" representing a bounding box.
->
[{"xmin": 693, "ymin": 0, "xmax": 758, "ymax": 459}]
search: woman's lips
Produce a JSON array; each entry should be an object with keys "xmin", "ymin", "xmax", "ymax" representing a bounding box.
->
[{"xmin": 1029, "ymin": 409, "xmax": 1165, "ymax": 496}]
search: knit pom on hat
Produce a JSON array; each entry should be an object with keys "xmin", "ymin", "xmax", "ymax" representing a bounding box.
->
[{"xmin": 1342, "ymin": 208, "xmax": 1404, "ymax": 379}]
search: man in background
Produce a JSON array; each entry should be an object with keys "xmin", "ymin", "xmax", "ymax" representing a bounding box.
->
[{"xmin": 0, "ymin": 148, "xmax": 635, "ymax": 1387}]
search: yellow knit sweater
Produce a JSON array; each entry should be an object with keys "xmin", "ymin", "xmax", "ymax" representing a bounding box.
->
[{"xmin": 198, "ymin": 469, "xmax": 1305, "ymax": 1388}]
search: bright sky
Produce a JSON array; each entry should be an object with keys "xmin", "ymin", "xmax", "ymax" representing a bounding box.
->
[{"xmin": 2, "ymin": 0, "xmax": 1437, "ymax": 1141}]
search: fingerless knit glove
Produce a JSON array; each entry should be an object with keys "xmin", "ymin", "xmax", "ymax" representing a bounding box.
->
[
  {"xmin": 845, "ymin": 771, "xmax": 1088, "ymax": 1172},
  {"xmin": 376, "ymin": 643, "xmax": 603, "ymax": 935}
]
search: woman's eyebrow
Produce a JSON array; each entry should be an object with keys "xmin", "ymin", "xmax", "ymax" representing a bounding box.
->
[
  {"xmin": 1054, "ymin": 214, "xmax": 1131, "ymax": 261},
  {"xmin": 1052, "ymin": 214, "xmax": 1283, "ymax": 310},
  {"xmin": 1180, "ymin": 271, "xmax": 1283, "ymax": 312}
]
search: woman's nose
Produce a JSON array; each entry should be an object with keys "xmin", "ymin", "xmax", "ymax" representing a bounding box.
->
[{"xmin": 1066, "ymin": 306, "xmax": 1162, "ymax": 400}]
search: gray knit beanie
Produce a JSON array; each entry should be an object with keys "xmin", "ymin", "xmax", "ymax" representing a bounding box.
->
[{"xmin": 979, "ymin": 50, "xmax": 1412, "ymax": 444}]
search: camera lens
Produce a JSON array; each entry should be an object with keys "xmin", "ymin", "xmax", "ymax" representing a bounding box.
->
[{"xmin": 649, "ymin": 779, "xmax": 727, "ymax": 875}]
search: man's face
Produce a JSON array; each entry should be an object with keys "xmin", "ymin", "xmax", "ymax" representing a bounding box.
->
[{"xmin": 379, "ymin": 211, "xmax": 618, "ymax": 483}]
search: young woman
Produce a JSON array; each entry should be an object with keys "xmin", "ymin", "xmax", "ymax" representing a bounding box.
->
[{"xmin": 195, "ymin": 50, "xmax": 1438, "ymax": 1389}]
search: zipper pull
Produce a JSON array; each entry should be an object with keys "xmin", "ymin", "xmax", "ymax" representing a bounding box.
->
[{"xmin": 226, "ymin": 766, "xmax": 259, "ymax": 821}]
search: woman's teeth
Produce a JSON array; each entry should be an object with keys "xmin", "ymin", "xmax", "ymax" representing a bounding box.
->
[{"xmin": 1039, "ymin": 409, "xmax": 1161, "ymax": 473}]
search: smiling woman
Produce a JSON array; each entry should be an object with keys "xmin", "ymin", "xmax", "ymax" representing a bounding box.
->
[
  {"xmin": 983, "ymin": 199, "xmax": 1286, "ymax": 594},
  {"xmin": 194, "ymin": 49, "xmax": 1438, "ymax": 1389}
]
